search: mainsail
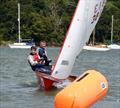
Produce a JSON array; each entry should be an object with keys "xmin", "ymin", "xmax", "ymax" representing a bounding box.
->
[{"xmin": 51, "ymin": 0, "xmax": 107, "ymax": 79}]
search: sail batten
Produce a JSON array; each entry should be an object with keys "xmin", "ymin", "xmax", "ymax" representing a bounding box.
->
[{"xmin": 51, "ymin": 0, "xmax": 107, "ymax": 79}]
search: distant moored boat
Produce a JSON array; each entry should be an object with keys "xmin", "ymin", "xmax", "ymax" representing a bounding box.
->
[
  {"xmin": 9, "ymin": 42, "xmax": 34, "ymax": 49},
  {"xmin": 8, "ymin": 3, "xmax": 34, "ymax": 49},
  {"xmin": 108, "ymin": 15, "xmax": 120, "ymax": 49}
]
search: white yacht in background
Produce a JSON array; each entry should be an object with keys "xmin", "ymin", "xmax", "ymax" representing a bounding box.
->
[
  {"xmin": 9, "ymin": 41, "xmax": 34, "ymax": 49},
  {"xmin": 83, "ymin": 29, "xmax": 110, "ymax": 51},
  {"xmin": 108, "ymin": 15, "xmax": 120, "ymax": 49},
  {"xmin": 9, "ymin": 3, "xmax": 34, "ymax": 49},
  {"xmin": 83, "ymin": 45, "xmax": 110, "ymax": 51},
  {"xmin": 108, "ymin": 44, "xmax": 120, "ymax": 49}
]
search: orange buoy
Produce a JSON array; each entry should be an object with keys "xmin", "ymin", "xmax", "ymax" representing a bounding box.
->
[{"xmin": 54, "ymin": 70, "xmax": 108, "ymax": 108}]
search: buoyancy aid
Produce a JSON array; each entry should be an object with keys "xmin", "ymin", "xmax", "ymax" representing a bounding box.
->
[
  {"xmin": 38, "ymin": 48, "xmax": 45, "ymax": 57},
  {"xmin": 33, "ymin": 54, "xmax": 39, "ymax": 61},
  {"xmin": 30, "ymin": 53, "xmax": 40, "ymax": 61},
  {"xmin": 28, "ymin": 53, "xmax": 51, "ymax": 73},
  {"xmin": 28, "ymin": 53, "xmax": 40, "ymax": 71},
  {"xmin": 38, "ymin": 48, "xmax": 51, "ymax": 66}
]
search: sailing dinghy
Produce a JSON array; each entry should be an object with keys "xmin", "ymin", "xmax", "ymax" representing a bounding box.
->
[{"xmin": 37, "ymin": 0, "xmax": 107, "ymax": 90}]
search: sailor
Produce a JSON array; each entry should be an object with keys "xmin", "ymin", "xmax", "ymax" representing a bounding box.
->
[
  {"xmin": 28, "ymin": 46, "xmax": 51, "ymax": 74},
  {"xmin": 37, "ymin": 41, "xmax": 52, "ymax": 66}
]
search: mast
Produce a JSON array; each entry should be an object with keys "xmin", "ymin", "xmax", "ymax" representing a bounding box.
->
[
  {"xmin": 111, "ymin": 15, "xmax": 114, "ymax": 44},
  {"xmin": 92, "ymin": 28, "xmax": 95, "ymax": 46},
  {"xmin": 18, "ymin": 3, "xmax": 21, "ymax": 43}
]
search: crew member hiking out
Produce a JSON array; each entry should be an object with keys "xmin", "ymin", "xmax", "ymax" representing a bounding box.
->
[
  {"xmin": 28, "ymin": 46, "xmax": 52, "ymax": 90},
  {"xmin": 28, "ymin": 46, "xmax": 51, "ymax": 74}
]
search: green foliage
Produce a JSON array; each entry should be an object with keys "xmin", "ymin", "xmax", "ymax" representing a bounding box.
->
[
  {"xmin": 0, "ymin": 0, "xmax": 120, "ymax": 46},
  {"xmin": 96, "ymin": 0, "xmax": 120, "ymax": 44}
]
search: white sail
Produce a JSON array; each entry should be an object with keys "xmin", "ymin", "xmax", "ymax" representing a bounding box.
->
[{"xmin": 51, "ymin": 0, "xmax": 107, "ymax": 79}]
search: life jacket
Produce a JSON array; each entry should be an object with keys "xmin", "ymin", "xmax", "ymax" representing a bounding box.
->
[
  {"xmin": 33, "ymin": 54, "xmax": 39, "ymax": 61},
  {"xmin": 28, "ymin": 53, "xmax": 40, "ymax": 71},
  {"xmin": 38, "ymin": 48, "xmax": 46, "ymax": 58}
]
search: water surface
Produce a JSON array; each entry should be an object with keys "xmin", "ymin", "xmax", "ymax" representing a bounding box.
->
[{"xmin": 0, "ymin": 47, "xmax": 120, "ymax": 108}]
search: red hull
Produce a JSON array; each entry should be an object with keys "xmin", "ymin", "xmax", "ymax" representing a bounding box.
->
[
  {"xmin": 36, "ymin": 72, "xmax": 77, "ymax": 91},
  {"xmin": 37, "ymin": 72, "xmax": 59, "ymax": 91}
]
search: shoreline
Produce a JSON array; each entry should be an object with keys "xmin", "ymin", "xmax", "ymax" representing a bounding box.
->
[{"xmin": 0, "ymin": 41, "xmax": 120, "ymax": 48}]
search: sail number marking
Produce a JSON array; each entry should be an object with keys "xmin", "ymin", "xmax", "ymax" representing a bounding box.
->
[{"xmin": 91, "ymin": 0, "xmax": 106, "ymax": 24}]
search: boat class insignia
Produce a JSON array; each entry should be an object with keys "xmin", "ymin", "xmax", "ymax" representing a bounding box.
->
[
  {"xmin": 101, "ymin": 82, "xmax": 106, "ymax": 90},
  {"xmin": 55, "ymin": 71, "xmax": 58, "ymax": 74},
  {"xmin": 91, "ymin": 0, "xmax": 107, "ymax": 24}
]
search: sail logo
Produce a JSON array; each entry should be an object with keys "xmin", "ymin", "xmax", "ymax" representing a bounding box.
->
[
  {"xmin": 101, "ymin": 82, "xmax": 107, "ymax": 90},
  {"xmin": 91, "ymin": 0, "xmax": 106, "ymax": 24}
]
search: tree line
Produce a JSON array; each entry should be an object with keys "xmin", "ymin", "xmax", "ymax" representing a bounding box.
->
[{"xmin": 0, "ymin": 0, "xmax": 120, "ymax": 46}]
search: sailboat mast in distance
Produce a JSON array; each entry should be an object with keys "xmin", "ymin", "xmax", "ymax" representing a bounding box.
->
[
  {"xmin": 108, "ymin": 15, "xmax": 120, "ymax": 49},
  {"xmin": 111, "ymin": 15, "xmax": 114, "ymax": 44},
  {"xmin": 8, "ymin": 3, "xmax": 34, "ymax": 49},
  {"xmin": 18, "ymin": 3, "xmax": 21, "ymax": 43}
]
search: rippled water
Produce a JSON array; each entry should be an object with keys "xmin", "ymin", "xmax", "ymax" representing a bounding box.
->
[{"xmin": 0, "ymin": 47, "xmax": 120, "ymax": 108}]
